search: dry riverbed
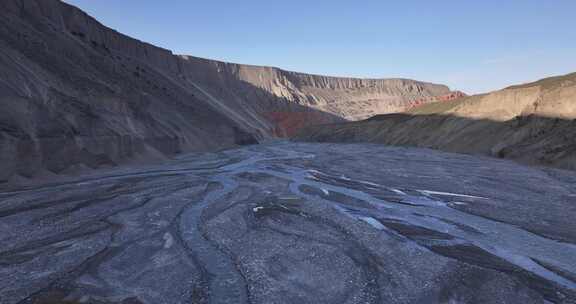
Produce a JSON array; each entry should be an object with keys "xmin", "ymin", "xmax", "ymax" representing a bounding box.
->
[{"xmin": 1, "ymin": 142, "xmax": 575, "ymax": 304}]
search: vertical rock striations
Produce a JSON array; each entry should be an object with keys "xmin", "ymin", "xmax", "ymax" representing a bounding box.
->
[{"xmin": 0, "ymin": 0, "xmax": 458, "ymax": 182}]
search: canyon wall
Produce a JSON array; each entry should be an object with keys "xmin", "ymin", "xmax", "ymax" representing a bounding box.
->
[
  {"xmin": 296, "ymin": 72, "xmax": 576, "ymax": 170},
  {"xmin": 0, "ymin": 0, "xmax": 458, "ymax": 182}
]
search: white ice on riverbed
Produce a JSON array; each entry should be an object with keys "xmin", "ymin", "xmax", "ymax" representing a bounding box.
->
[
  {"xmin": 359, "ymin": 217, "xmax": 386, "ymax": 230},
  {"xmin": 418, "ymin": 190, "xmax": 487, "ymax": 199}
]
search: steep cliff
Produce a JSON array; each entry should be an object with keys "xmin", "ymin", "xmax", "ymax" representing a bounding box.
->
[
  {"xmin": 296, "ymin": 72, "xmax": 576, "ymax": 170},
  {"xmin": 174, "ymin": 56, "xmax": 460, "ymax": 132},
  {"xmin": 0, "ymin": 0, "xmax": 458, "ymax": 182}
]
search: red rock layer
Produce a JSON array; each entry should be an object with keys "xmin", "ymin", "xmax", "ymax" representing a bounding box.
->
[{"xmin": 407, "ymin": 91, "xmax": 467, "ymax": 110}]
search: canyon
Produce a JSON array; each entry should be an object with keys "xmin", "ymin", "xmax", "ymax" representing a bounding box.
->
[
  {"xmin": 1, "ymin": 1, "xmax": 575, "ymax": 304},
  {"xmin": 297, "ymin": 72, "xmax": 576, "ymax": 171},
  {"xmin": 0, "ymin": 0, "xmax": 460, "ymax": 184}
]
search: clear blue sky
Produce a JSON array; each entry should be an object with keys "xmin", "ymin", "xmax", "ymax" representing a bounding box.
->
[{"xmin": 65, "ymin": 0, "xmax": 576, "ymax": 94}]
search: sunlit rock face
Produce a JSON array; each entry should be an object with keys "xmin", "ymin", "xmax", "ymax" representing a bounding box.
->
[
  {"xmin": 0, "ymin": 0, "xmax": 458, "ymax": 183},
  {"xmin": 296, "ymin": 72, "xmax": 576, "ymax": 171}
]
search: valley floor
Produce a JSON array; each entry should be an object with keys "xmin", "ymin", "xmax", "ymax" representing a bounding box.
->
[{"xmin": 1, "ymin": 142, "xmax": 575, "ymax": 303}]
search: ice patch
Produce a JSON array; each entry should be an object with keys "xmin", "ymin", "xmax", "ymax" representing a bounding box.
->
[
  {"xmin": 360, "ymin": 180, "xmax": 380, "ymax": 187},
  {"xmin": 390, "ymin": 188, "xmax": 406, "ymax": 195},
  {"xmin": 418, "ymin": 190, "xmax": 487, "ymax": 199},
  {"xmin": 360, "ymin": 217, "xmax": 385, "ymax": 230},
  {"xmin": 253, "ymin": 206, "xmax": 264, "ymax": 212},
  {"xmin": 450, "ymin": 202, "xmax": 467, "ymax": 206}
]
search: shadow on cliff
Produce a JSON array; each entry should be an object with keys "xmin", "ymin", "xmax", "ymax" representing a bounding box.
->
[
  {"xmin": 0, "ymin": 6, "xmax": 345, "ymax": 184},
  {"xmin": 218, "ymin": 77, "xmax": 347, "ymax": 138},
  {"xmin": 294, "ymin": 112, "xmax": 576, "ymax": 171},
  {"xmin": 0, "ymin": 88, "xmax": 344, "ymax": 187},
  {"xmin": 0, "ymin": 75, "xmax": 345, "ymax": 186}
]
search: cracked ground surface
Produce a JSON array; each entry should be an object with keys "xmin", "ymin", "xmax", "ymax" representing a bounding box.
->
[{"xmin": 1, "ymin": 142, "xmax": 575, "ymax": 304}]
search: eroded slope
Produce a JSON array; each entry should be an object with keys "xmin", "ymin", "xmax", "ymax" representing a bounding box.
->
[
  {"xmin": 0, "ymin": 0, "xmax": 458, "ymax": 183},
  {"xmin": 296, "ymin": 72, "xmax": 576, "ymax": 170}
]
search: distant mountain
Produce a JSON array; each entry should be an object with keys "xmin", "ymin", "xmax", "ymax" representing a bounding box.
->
[
  {"xmin": 0, "ymin": 0, "xmax": 458, "ymax": 182},
  {"xmin": 296, "ymin": 72, "xmax": 576, "ymax": 170}
]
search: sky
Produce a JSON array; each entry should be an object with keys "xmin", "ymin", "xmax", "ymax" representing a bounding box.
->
[{"xmin": 65, "ymin": 0, "xmax": 576, "ymax": 94}]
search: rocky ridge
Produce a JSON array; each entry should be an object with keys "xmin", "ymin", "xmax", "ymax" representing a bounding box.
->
[
  {"xmin": 295, "ymin": 72, "xmax": 576, "ymax": 170},
  {"xmin": 0, "ymin": 0, "xmax": 459, "ymax": 183}
]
